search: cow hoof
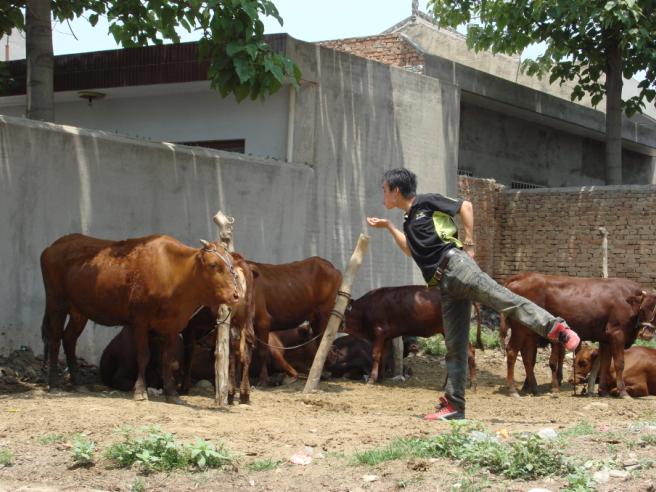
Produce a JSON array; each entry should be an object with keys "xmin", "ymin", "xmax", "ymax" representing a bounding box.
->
[
  {"xmin": 239, "ymin": 396, "xmax": 250, "ymax": 405},
  {"xmin": 166, "ymin": 395, "xmax": 184, "ymax": 405},
  {"xmin": 282, "ymin": 375, "xmax": 298, "ymax": 385},
  {"xmin": 618, "ymin": 392, "xmax": 631, "ymax": 399},
  {"xmin": 133, "ymin": 391, "xmax": 148, "ymax": 401},
  {"xmin": 509, "ymin": 391, "xmax": 520, "ymax": 399}
]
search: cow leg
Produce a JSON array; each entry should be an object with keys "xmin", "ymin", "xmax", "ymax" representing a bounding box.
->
[
  {"xmin": 269, "ymin": 348, "xmax": 299, "ymax": 381},
  {"xmin": 505, "ymin": 335, "xmax": 520, "ymax": 398},
  {"xmin": 609, "ymin": 334, "xmax": 629, "ymax": 398},
  {"xmin": 368, "ymin": 327, "xmax": 386, "ymax": 384},
  {"xmin": 61, "ymin": 309, "xmax": 88, "ymax": 387},
  {"xmin": 161, "ymin": 333, "xmax": 183, "ymax": 404},
  {"xmin": 180, "ymin": 328, "xmax": 198, "ymax": 395},
  {"xmin": 45, "ymin": 307, "xmax": 68, "ymax": 391},
  {"xmin": 549, "ymin": 343, "xmax": 563, "ymax": 393},
  {"xmin": 254, "ymin": 317, "xmax": 272, "ymax": 386},
  {"xmin": 623, "ymin": 382, "xmax": 648, "ymax": 398},
  {"xmin": 467, "ymin": 342, "xmax": 477, "ymax": 391},
  {"xmin": 597, "ymin": 343, "xmax": 613, "ymax": 397},
  {"xmin": 519, "ymin": 340, "xmax": 538, "ymax": 395},
  {"xmin": 239, "ymin": 332, "xmax": 252, "ymax": 404},
  {"xmin": 132, "ymin": 327, "xmax": 150, "ymax": 401}
]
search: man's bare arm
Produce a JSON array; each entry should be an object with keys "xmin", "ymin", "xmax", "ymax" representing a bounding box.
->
[{"xmin": 366, "ymin": 217, "xmax": 411, "ymax": 257}]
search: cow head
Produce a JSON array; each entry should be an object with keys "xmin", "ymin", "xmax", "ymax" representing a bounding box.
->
[
  {"xmin": 568, "ymin": 343, "xmax": 598, "ymax": 385},
  {"xmin": 627, "ymin": 290, "xmax": 656, "ymax": 340},
  {"xmin": 197, "ymin": 239, "xmax": 240, "ymax": 308}
]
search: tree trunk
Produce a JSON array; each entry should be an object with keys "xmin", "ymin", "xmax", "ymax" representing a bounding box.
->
[
  {"xmin": 604, "ymin": 40, "xmax": 622, "ymax": 185},
  {"xmin": 26, "ymin": 0, "xmax": 54, "ymax": 121}
]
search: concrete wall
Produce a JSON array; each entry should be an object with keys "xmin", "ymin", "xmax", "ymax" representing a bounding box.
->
[
  {"xmin": 288, "ymin": 39, "xmax": 461, "ymax": 292},
  {"xmin": 0, "ymin": 43, "xmax": 458, "ymax": 362},
  {"xmin": 0, "ymin": 115, "xmax": 312, "ymax": 363},
  {"xmin": 459, "ymin": 102, "xmax": 655, "ymax": 186},
  {"xmin": 0, "ymin": 81, "xmax": 289, "ymax": 160}
]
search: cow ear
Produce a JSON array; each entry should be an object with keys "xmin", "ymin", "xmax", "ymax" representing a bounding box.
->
[
  {"xmin": 249, "ymin": 264, "xmax": 260, "ymax": 278},
  {"xmin": 626, "ymin": 293, "xmax": 644, "ymax": 307}
]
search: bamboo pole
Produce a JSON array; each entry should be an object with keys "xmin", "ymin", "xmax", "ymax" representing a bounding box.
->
[
  {"xmin": 303, "ymin": 234, "xmax": 370, "ymax": 393},
  {"xmin": 585, "ymin": 227, "xmax": 608, "ymax": 396},
  {"xmin": 392, "ymin": 337, "xmax": 404, "ymax": 379},
  {"xmin": 213, "ymin": 210, "xmax": 235, "ymax": 406}
]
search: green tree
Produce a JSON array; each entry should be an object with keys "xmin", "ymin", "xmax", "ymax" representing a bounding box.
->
[
  {"xmin": 429, "ymin": 0, "xmax": 656, "ymax": 185},
  {"xmin": 1, "ymin": 1, "xmax": 300, "ymax": 122}
]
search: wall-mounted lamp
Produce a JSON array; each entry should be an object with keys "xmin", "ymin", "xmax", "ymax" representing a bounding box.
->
[{"xmin": 77, "ymin": 90, "xmax": 106, "ymax": 106}]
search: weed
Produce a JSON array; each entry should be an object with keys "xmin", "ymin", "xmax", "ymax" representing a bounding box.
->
[
  {"xmin": 38, "ymin": 434, "xmax": 65, "ymax": 445},
  {"xmin": 470, "ymin": 326, "xmax": 501, "ymax": 350},
  {"xmin": 634, "ymin": 338, "xmax": 656, "ymax": 349},
  {"xmin": 130, "ymin": 477, "xmax": 145, "ymax": 492},
  {"xmin": 248, "ymin": 457, "xmax": 283, "ymax": 471},
  {"xmin": 184, "ymin": 438, "xmax": 232, "ymax": 471},
  {"xmin": 71, "ymin": 434, "xmax": 95, "ymax": 467},
  {"xmin": 0, "ymin": 448, "xmax": 12, "ymax": 466},
  {"xmin": 641, "ymin": 434, "xmax": 656, "ymax": 446},
  {"xmin": 564, "ymin": 468, "xmax": 595, "ymax": 491},
  {"xmin": 353, "ymin": 421, "xmax": 573, "ymax": 481},
  {"xmin": 560, "ymin": 421, "xmax": 596, "ymax": 438},
  {"xmin": 419, "ymin": 335, "xmax": 447, "ymax": 356},
  {"xmin": 105, "ymin": 426, "xmax": 232, "ymax": 473}
]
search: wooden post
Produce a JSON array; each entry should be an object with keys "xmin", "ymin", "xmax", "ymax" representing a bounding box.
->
[
  {"xmin": 585, "ymin": 227, "xmax": 608, "ymax": 395},
  {"xmin": 392, "ymin": 337, "xmax": 404, "ymax": 379},
  {"xmin": 213, "ymin": 210, "xmax": 235, "ymax": 406},
  {"xmin": 303, "ymin": 234, "xmax": 370, "ymax": 393}
]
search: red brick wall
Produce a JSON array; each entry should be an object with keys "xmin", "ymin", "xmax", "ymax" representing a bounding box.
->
[
  {"xmin": 320, "ymin": 34, "xmax": 424, "ymax": 69},
  {"xmin": 457, "ymin": 176, "xmax": 502, "ymax": 276},
  {"xmin": 458, "ymin": 178, "xmax": 656, "ymax": 288}
]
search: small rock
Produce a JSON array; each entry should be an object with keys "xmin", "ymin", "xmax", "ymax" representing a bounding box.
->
[
  {"xmin": 593, "ymin": 469, "xmax": 610, "ymax": 483},
  {"xmin": 362, "ymin": 474, "xmax": 379, "ymax": 482},
  {"xmin": 194, "ymin": 379, "xmax": 213, "ymax": 389},
  {"xmin": 609, "ymin": 470, "xmax": 629, "ymax": 479},
  {"xmin": 537, "ymin": 428, "xmax": 558, "ymax": 440},
  {"xmin": 583, "ymin": 402, "xmax": 609, "ymax": 411}
]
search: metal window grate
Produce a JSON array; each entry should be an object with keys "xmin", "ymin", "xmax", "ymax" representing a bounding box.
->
[
  {"xmin": 457, "ymin": 168, "xmax": 474, "ymax": 177},
  {"xmin": 510, "ymin": 180, "xmax": 544, "ymax": 190}
]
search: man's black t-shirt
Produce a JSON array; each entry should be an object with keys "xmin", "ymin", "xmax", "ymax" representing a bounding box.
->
[{"xmin": 403, "ymin": 193, "xmax": 464, "ymax": 282}]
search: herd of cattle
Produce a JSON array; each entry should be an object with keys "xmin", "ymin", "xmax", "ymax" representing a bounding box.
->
[{"xmin": 38, "ymin": 233, "xmax": 656, "ymax": 405}]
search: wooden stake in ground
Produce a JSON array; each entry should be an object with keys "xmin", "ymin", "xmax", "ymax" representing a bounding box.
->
[
  {"xmin": 584, "ymin": 227, "xmax": 609, "ymax": 396},
  {"xmin": 303, "ymin": 234, "xmax": 370, "ymax": 393},
  {"xmin": 213, "ymin": 210, "xmax": 235, "ymax": 406}
]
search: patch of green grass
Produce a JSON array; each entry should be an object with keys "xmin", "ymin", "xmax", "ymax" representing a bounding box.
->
[
  {"xmin": 130, "ymin": 477, "xmax": 145, "ymax": 492},
  {"xmin": 0, "ymin": 448, "xmax": 12, "ymax": 466},
  {"xmin": 71, "ymin": 434, "xmax": 95, "ymax": 467},
  {"xmin": 419, "ymin": 335, "xmax": 447, "ymax": 356},
  {"xmin": 248, "ymin": 457, "xmax": 283, "ymax": 471},
  {"xmin": 560, "ymin": 421, "xmax": 596, "ymax": 438},
  {"xmin": 641, "ymin": 434, "xmax": 656, "ymax": 446},
  {"xmin": 105, "ymin": 426, "xmax": 232, "ymax": 473},
  {"xmin": 564, "ymin": 468, "xmax": 596, "ymax": 491},
  {"xmin": 470, "ymin": 326, "xmax": 501, "ymax": 350},
  {"xmin": 38, "ymin": 434, "xmax": 65, "ymax": 445},
  {"xmin": 353, "ymin": 422, "xmax": 573, "ymax": 481},
  {"xmin": 635, "ymin": 338, "xmax": 656, "ymax": 349}
]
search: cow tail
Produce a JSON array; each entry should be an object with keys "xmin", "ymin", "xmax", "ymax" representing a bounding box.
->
[
  {"xmin": 499, "ymin": 313, "xmax": 508, "ymax": 353},
  {"xmin": 41, "ymin": 311, "xmax": 50, "ymax": 365}
]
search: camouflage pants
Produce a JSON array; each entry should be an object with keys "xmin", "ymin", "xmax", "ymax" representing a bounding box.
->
[{"xmin": 431, "ymin": 249, "xmax": 563, "ymax": 413}]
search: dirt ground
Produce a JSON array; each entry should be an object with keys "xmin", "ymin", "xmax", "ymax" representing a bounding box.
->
[{"xmin": 0, "ymin": 346, "xmax": 655, "ymax": 492}]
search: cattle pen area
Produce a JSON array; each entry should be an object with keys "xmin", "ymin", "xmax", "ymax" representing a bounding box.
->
[{"xmin": 1, "ymin": 342, "xmax": 655, "ymax": 492}]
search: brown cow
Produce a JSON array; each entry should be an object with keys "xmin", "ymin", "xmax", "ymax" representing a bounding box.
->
[
  {"xmin": 343, "ymin": 285, "xmax": 477, "ymax": 387},
  {"xmin": 570, "ymin": 343, "xmax": 656, "ymax": 397},
  {"xmin": 179, "ymin": 252, "xmax": 256, "ymax": 404},
  {"xmin": 501, "ymin": 273, "xmax": 656, "ymax": 397},
  {"xmin": 40, "ymin": 233, "xmax": 240, "ymax": 403},
  {"xmin": 99, "ymin": 326, "xmax": 184, "ymax": 391},
  {"xmin": 248, "ymin": 258, "xmax": 342, "ymax": 385}
]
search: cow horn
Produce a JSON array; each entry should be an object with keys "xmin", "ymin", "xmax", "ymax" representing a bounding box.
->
[{"xmin": 199, "ymin": 239, "xmax": 211, "ymax": 249}]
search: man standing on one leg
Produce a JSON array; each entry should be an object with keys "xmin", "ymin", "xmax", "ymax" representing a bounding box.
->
[{"xmin": 367, "ymin": 168, "xmax": 580, "ymax": 420}]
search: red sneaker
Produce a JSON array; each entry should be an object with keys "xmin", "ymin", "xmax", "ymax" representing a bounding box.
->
[
  {"xmin": 547, "ymin": 321, "xmax": 580, "ymax": 351},
  {"xmin": 424, "ymin": 396, "xmax": 465, "ymax": 421}
]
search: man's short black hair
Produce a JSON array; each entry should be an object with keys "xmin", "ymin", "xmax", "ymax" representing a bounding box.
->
[{"xmin": 382, "ymin": 168, "xmax": 417, "ymax": 198}]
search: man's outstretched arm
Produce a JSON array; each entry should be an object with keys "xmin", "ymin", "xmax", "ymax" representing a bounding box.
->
[
  {"xmin": 366, "ymin": 217, "xmax": 411, "ymax": 257},
  {"xmin": 458, "ymin": 200, "xmax": 475, "ymax": 258}
]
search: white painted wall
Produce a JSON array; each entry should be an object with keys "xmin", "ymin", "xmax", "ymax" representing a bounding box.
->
[{"xmin": 0, "ymin": 81, "xmax": 290, "ymax": 161}]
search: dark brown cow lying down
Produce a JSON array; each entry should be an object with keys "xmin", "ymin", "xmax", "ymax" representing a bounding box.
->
[
  {"xmin": 501, "ymin": 273, "xmax": 656, "ymax": 397},
  {"xmin": 570, "ymin": 343, "xmax": 656, "ymax": 397},
  {"xmin": 344, "ymin": 285, "xmax": 477, "ymax": 385},
  {"xmin": 100, "ymin": 327, "xmax": 184, "ymax": 391},
  {"xmin": 40, "ymin": 234, "xmax": 240, "ymax": 403}
]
